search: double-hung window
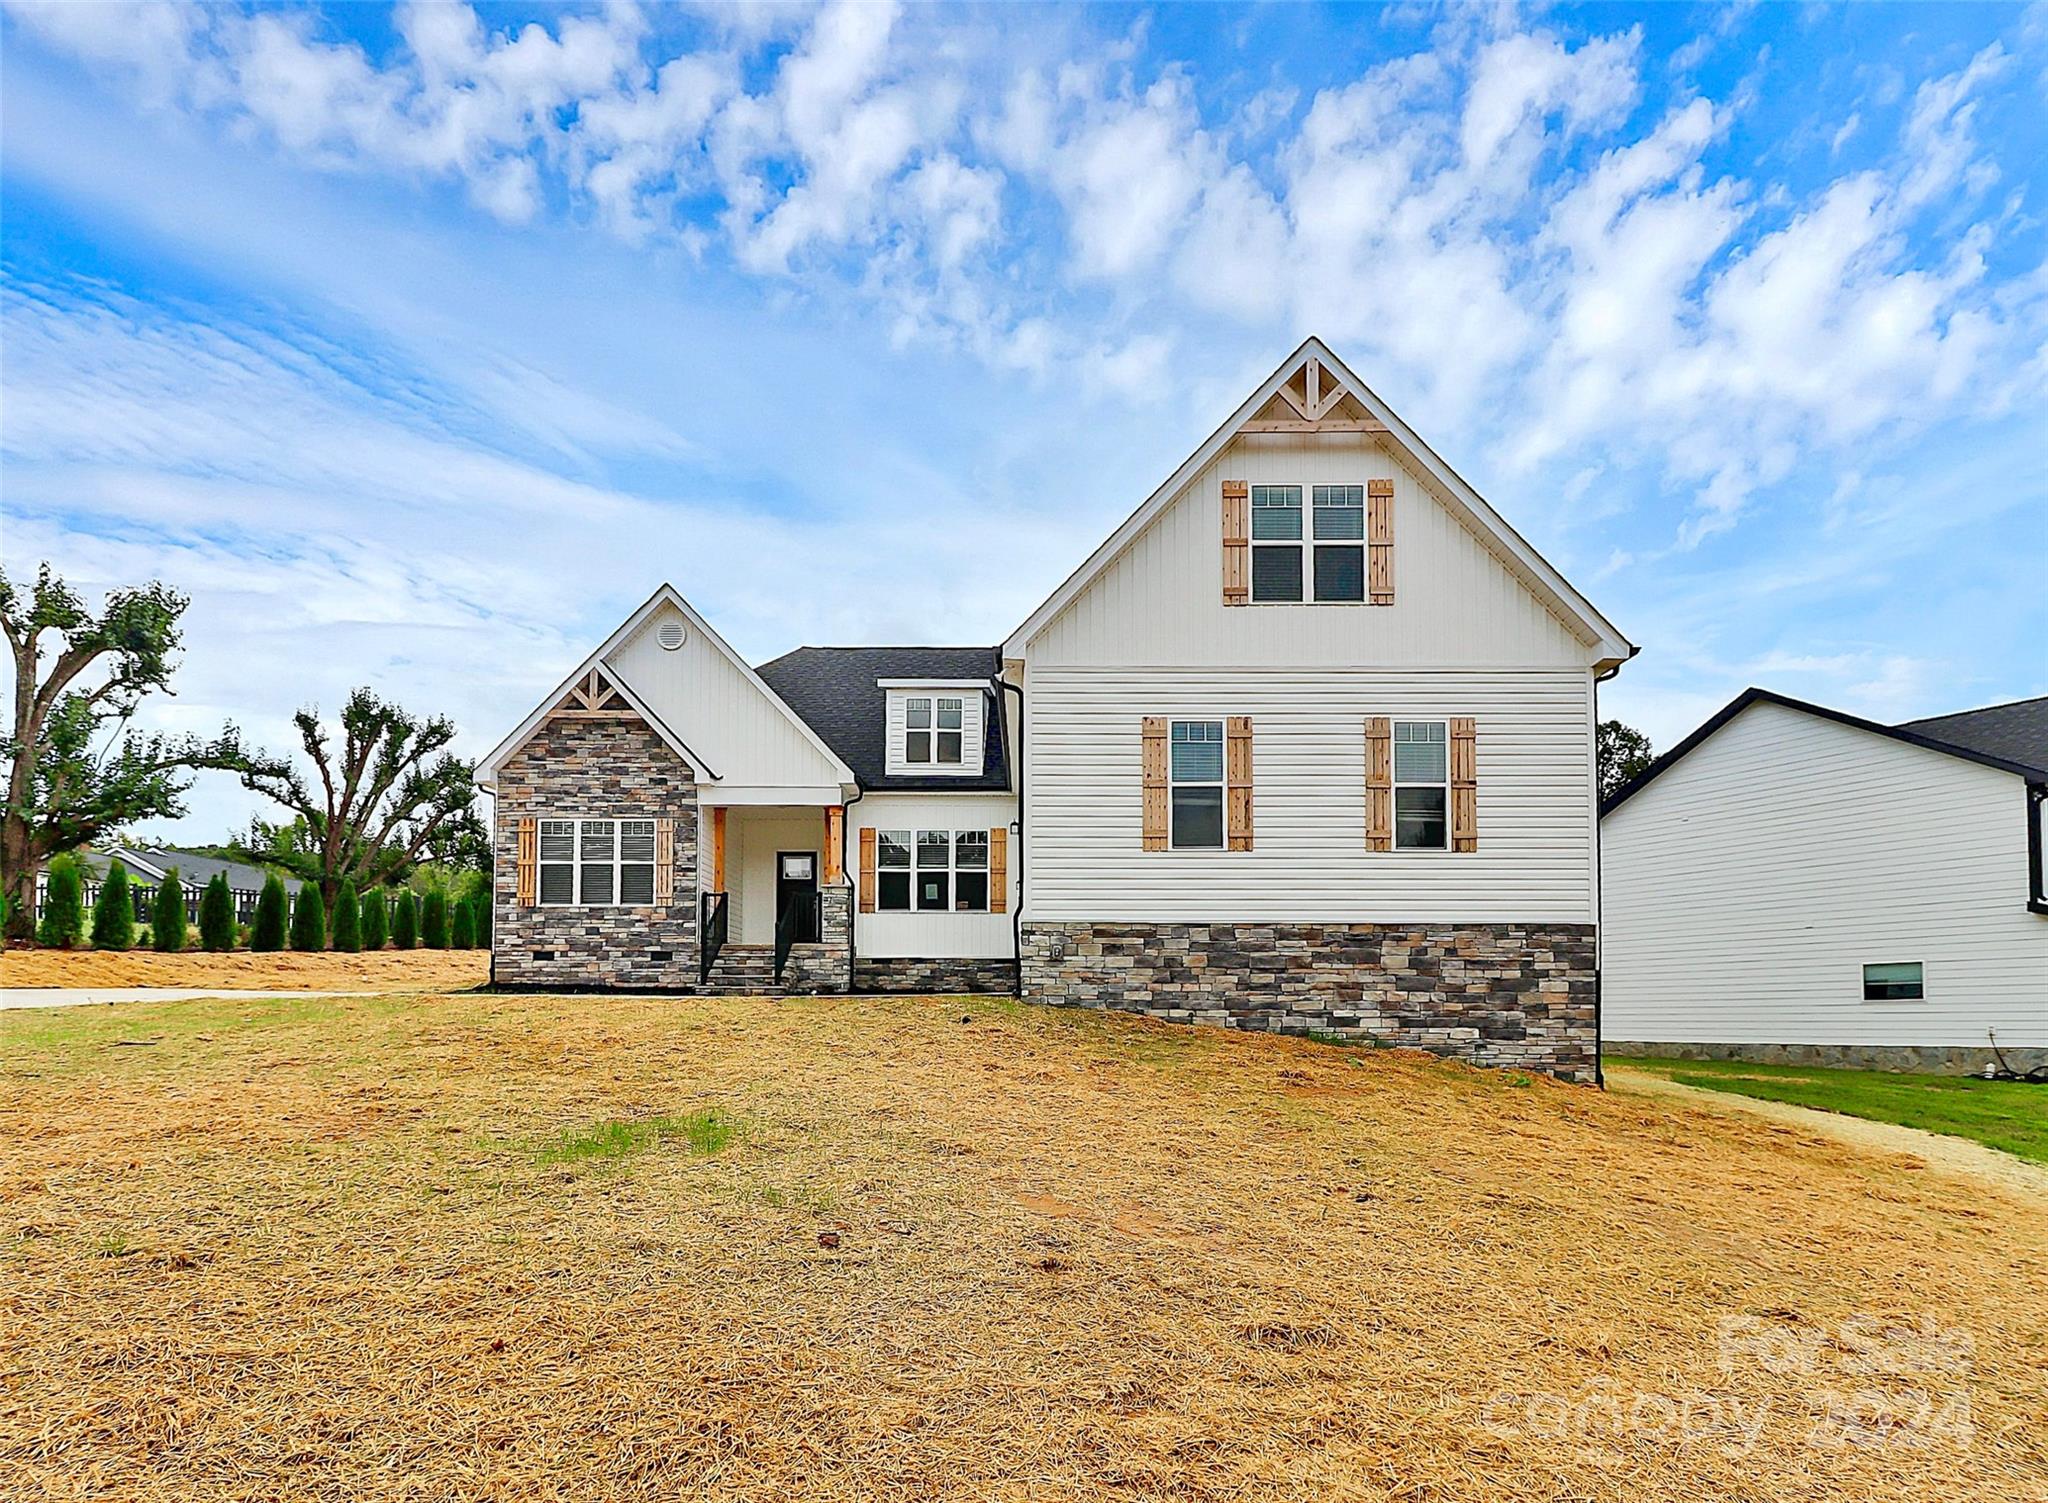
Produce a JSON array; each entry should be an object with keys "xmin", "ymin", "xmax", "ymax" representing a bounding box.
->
[
  {"xmin": 877, "ymin": 829, "xmax": 989, "ymax": 911},
  {"xmin": 1392, "ymin": 721, "xmax": 1448, "ymax": 850},
  {"xmin": 904, "ymin": 697, "xmax": 965, "ymax": 765},
  {"xmin": 537, "ymin": 817, "xmax": 657, "ymax": 904},
  {"xmin": 1169, "ymin": 720, "xmax": 1226, "ymax": 849},
  {"xmin": 1250, "ymin": 484, "xmax": 1366, "ymax": 602}
]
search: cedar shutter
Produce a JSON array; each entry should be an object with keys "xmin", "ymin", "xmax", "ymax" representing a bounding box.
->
[
  {"xmin": 1225, "ymin": 716, "xmax": 1254, "ymax": 851},
  {"xmin": 1141, "ymin": 716, "xmax": 1169, "ymax": 850},
  {"xmin": 1221, "ymin": 482, "xmax": 1249, "ymax": 605},
  {"xmin": 653, "ymin": 817, "xmax": 675, "ymax": 904},
  {"xmin": 1364, "ymin": 718, "xmax": 1392, "ymax": 851},
  {"xmin": 858, "ymin": 826, "xmax": 876, "ymax": 913},
  {"xmin": 515, "ymin": 816, "xmax": 537, "ymax": 904},
  {"xmin": 1450, "ymin": 717, "xmax": 1478, "ymax": 853},
  {"xmin": 988, "ymin": 827, "xmax": 1008, "ymax": 913},
  {"xmin": 1367, "ymin": 479, "xmax": 1394, "ymax": 605}
]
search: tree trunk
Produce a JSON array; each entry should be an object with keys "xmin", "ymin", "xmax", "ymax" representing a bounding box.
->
[{"xmin": 1, "ymin": 816, "xmax": 36, "ymax": 940}]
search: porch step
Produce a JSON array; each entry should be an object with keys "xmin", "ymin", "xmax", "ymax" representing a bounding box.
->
[{"xmin": 703, "ymin": 944, "xmax": 784, "ymax": 995}]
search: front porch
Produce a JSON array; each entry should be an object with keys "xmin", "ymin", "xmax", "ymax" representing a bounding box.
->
[{"xmin": 696, "ymin": 801, "xmax": 852, "ymax": 994}]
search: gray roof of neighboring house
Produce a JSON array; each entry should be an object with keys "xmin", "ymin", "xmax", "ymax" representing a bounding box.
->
[
  {"xmin": 755, "ymin": 646, "xmax": 1010, "ymax": 792},
  {"xmin": 1897, "ymin": 695, "xmax": 2048, "ymax": 777},
  {"xmin": 80, "ymin": 846, "xmax": 304, "ymax": 893}
]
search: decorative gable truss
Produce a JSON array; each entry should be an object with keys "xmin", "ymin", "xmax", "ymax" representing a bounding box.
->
[
  {"xmin": 551, "ymin": 667, "xmax": 635, "ymax": 718},
  {"xmin": 1237, "ymin": 350, "xmax": 1386, "ymax": 434}
]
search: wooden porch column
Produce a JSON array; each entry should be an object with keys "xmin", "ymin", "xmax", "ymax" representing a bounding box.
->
[
  {"xmin": 710, "ymin": 807, "xmax": 727, "ymax": 893},
  {"xmin": 823, "ymin": 806, "xmax": 845, "ymax": 885}
]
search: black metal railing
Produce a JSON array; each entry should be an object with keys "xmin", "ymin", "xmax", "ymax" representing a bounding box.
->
[
  {"xmin": 699, "ymin": 890, "xmax": 729, "ymax": 983},
  {"xmin": 773, "ymin": 891, "xmax": 820, "ymax": 985}
]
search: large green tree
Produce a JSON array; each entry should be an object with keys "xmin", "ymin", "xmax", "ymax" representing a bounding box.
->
[
  {"xmin": 234, "ymin": 688, "xmax": 480, "ymax": 914},
  {"xmin": 1, "ymin": 565, "xmax": 257, "ymax": 938}
]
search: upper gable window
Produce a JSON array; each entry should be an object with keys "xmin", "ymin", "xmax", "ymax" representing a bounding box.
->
[
  {"xmin": 885, "ymin": 685, "xmax": 985, "ymax": 777},
  {"xmin": 1249, "ymin": 483, "xmax": 1366, "ymax": 603}
]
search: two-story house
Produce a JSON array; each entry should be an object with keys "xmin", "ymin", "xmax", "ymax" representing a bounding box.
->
[{"xmin": 480, "ymin": 339, "xmax": 1634, "ymax": 1079}]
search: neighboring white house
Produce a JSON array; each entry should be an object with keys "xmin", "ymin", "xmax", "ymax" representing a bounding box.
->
[
  {"xmin": 480, "ymin": 338, "xmax": 1634, "ymax": 1080},
  {"xmin": 1601, "ymin": 689, "xmax": 2048, "ymax": 1072}
]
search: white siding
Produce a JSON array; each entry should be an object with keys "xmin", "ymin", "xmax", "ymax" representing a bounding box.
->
[
  {"xmin": 1602, "ymin": 701, "xmax": 2048, "ymax": 1048},
  {"xmin": 852, "ymin": 792, "xmax": 1018, "ymax": 958},
  {"xmin": 723, "ymin": 807, "xmax": 832, "ymax": 944},
  {"xmin": 607, "ymin": 602, "xmax": 846, "ymax": 791},
  {"xmin": 882, "ymin": 689, "xmax": 988, "ymax": 779},
  {"xmin": 1023, "ymin": 666, "xmax": 1596, "ymax": 923},
  {"xmin": 1029, "ymin": 432, "xmax": 1595, "ymax": 670}
]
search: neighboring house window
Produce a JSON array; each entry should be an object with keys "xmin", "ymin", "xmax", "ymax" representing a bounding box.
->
[
  {"xmin": 538, "ymin": 817, "xmax": 656, "ymax": 905},
  {"xmin": 1393, "ymin": 721, "xmax": 1448, "ymax": 850},
  {"xmin": 876, "ymin": 829, "xmax": 989, "ymax": 911},
  {"xmin": 877, "ymin": 829, "xmax": 913, "ymax": 910},
  {"xmin": 1863, "ymin": 962, "xmax": 1924, "ymax": 1001},
  {"xmin": 902, "ymin": 698, "xmax": 964, "ymax": 765},
  {"xmin": 1249, "ymin": 484, "xmax": 1366, "ymax": 602},
  {"xmin": 1170, "ymin": 720, "xmax": 1226, "ymax": 849}
]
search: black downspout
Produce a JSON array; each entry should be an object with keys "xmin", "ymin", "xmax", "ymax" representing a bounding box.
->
[
  {"xmin": 1001, "ymin": 675, "xmax": 1025, "ymax": 998},
  {"xmin": 1591, "ymin": 660, "xmax": 1626, "ymax": 1091},
  {"xmin": 842, "ymin": 785, "xmax": 864, "ymax": 992},
  {"xmin": 2027, "ymin": 783, "xmax": 2046, "ymax": 915}
]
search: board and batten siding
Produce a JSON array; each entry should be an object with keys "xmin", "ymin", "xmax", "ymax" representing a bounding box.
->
[
  {"xmin": 850, "ymin": 793, "xmax": 1018, "ymax": 958},
  {"xmin": 1029, "ymin": 432, "xmax": 1594, "ymax": 670},
  {"xmin": 607, "ymin": 603, "xmax": 846, "ymax": 791},
  {"xmin": 1022, "ymin": 666, "xmax": 1597, "ymax": 923},
  {"xmin": 1602, "ymin": 700, "xmax": 2048, "ymax": 1049}
]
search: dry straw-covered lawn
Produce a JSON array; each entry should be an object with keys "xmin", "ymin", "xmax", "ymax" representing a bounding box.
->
[
  {"xmin": 3, "ymin": 990, "xmax": 2042, "ymax": 1502},
  {"xmin": 0, "ymin": 947, "xmax": 489, "ymax": 992}
]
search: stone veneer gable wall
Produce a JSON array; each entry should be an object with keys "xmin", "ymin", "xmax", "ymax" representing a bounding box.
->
[
  {"xmin": 492, "ymin": 716, "xmax": 699, "ymax": 989},
  {"xmin": 1021, "ymin": 921, "xmax": 1597, "ymax": 1082}
]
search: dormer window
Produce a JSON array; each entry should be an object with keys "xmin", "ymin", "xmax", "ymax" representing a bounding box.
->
[
  {"xmin": 905, "ymin": 696, "xmax": 964, "ymax": 765},
  {"xmin": 883, "ymin": 682, "xmax": 987, "ymax": 777}
]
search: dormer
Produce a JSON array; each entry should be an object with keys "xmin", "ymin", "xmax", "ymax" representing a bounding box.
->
[{"xmin": 880, "ymin": 679, "xmax": 990, "ymax": 777}]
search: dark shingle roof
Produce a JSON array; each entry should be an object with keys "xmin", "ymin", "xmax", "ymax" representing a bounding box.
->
[
  {"xmin": 756, "ymin": 647, "xmax": 1009, "ymax": 792},
  {"xmin": 82, "ymin": 847, "xmax": 304, "ymax": 893},
  {"xmin": 1898, "ymin": 696, "xmax": 2048, "ymax": 775}
]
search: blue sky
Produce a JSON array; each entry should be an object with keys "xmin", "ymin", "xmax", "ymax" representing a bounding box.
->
[{"xmin": 3, "ymin": 0, "xmax": 2045, "ymax": 843}]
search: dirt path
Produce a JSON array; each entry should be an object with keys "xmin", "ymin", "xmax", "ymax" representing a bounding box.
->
[{"xmin": 1607, "ymin": 1063, "xmax": 2048, "ymax": 1203}]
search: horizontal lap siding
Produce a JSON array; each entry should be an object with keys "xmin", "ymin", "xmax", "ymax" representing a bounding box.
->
[
  {"xmin": 1602, "ymin": 702, "xmax": 2048, "ymax": 1048},
  {"xmin": 852, "ymin": 792, "xmax": 1019, "ymax": 958},
  {"xmin": 1024, "ymin": 667, "xmax": 1594, "ymax": 923}
]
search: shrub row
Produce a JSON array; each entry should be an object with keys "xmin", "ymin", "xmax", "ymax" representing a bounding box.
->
[{"xmin": 35, "ymin": 854, "xmax": 493, "ymax": 953}]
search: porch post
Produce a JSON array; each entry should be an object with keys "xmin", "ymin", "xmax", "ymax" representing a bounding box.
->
[
  {"xmin": 710, "ymin": 807, "xmax": 727, "ymax": 893},
  {"xmin": 824, "ymin": 806, "xmax": 845, "ymax": 885}
]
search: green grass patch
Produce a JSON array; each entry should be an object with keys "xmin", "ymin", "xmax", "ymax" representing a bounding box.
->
[
  {"xmin": 531, "ymin": 1110, "xmax": 735, "ymax": 1166},
  {"xmin": 1620, "ymin": 1058, "xmax": 2048, "ymax": 1164}
]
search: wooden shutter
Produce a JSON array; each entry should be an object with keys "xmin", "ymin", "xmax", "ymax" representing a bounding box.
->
[
  {"xmin": 1364, "ymin": 718, "xmax": 1392, "ymax": 851},
  {"xmin": 988, "ymin": 827, "xmax": 1008, "ymax": 913},
  {"xmin": 515, "ymin": 816, "xmax": 537, "ymax": 904},
  {"xmin": 858, "ymin": 826, "xmax": 876, "ymax": 913},
  {"xmin": 653, "ymin": 817, "xmax": 675, "ymax": 903},
  {"xmin": 1368, "ymin": 479, "xmax": 1394, "ymax": 605},
  {"xmin": 1450, "ymin": 717, "xmax": 1478, "ymax": 853},
  {"xmin": 1225, "ymin": 716, "xmax": 1254, "ymax": 851},
  {"xmin": 1221, "ymin": 482, "xmax": 1249, "ymax": 605},
  {"xmin": 1141, "ymin": 716, "xmax": 1169, "ymax": 850}
]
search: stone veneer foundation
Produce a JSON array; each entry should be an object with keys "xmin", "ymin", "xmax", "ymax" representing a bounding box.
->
[
  {"xmin": 1609, "ymin": 1040, "xmax": 2045, "ymax": 1076},
  {"xmin": 492, "ymin": 716, "xmax": 699, "ymax": 989},
  {"xmin": 1020, "ymin": 920, "xmax": 1597, "ymax": 1082},
  {"xmin": 853, "ymin": 956, "xmax": 1020, "ymax": 994}
]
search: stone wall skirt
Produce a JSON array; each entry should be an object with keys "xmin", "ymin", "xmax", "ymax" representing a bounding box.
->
[
  {"xmin": 1609, "ymin": 1040, "xmax": 2045, "ymax": 1076},
  {"xmin": 1020, "ymin": 920, "xmax": 1597, "ymax": 1082},
  {"xmin": 854, "ymin": 957, "xmax": 1019, "ymax": 994}
]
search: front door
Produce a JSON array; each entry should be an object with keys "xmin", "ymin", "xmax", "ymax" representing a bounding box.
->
[{"xmin": 776, "ymin": 851, "xmax": 819, "ymax": 942}]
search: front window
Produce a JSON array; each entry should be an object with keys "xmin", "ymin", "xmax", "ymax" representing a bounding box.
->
[
  {"xmin": 936, "ymin": 697, "xmax": 963, "ymax": 763},
  {"xmin": 1393, "ymin": 721, "xmax": 1448, "ymax": 850},
  {"xmin": 1250, "ymin": 483, "xmax": 1366, "ymax": 602},
  {"xmin": 876, "ymin": 828, "xmax": 989, "ymax": 911},
  {"xmin": 877, "ymin": 829, "xmax": 913, "ymax": 910},
  {"xmin": 1863, "ymin": 962, "xmax": 1924, "ymax": 1001},
  {"xmin": 539, "ymin": 817, "xmax": 657, "ymax": 905},
  {"xmin": 1169, "ymin": 720, "xmax": 1225, "ymax": 849},
  {"xmin": 905, "ymin": 698, "xmax": 932, "ymax": 763}
]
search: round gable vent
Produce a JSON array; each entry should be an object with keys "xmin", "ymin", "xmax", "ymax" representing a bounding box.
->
[{"xmin": 656, "ymin": 621, "xmax": 686, "ymax": 651}]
